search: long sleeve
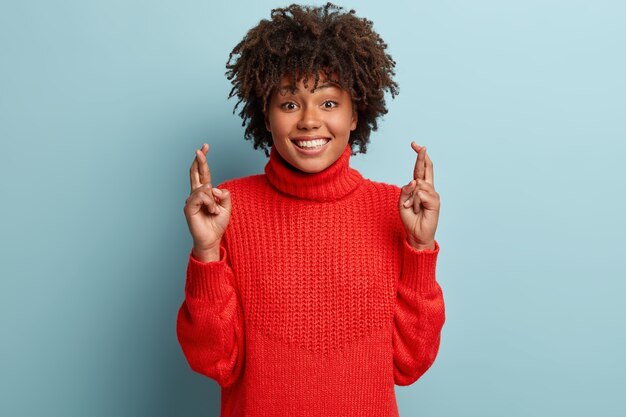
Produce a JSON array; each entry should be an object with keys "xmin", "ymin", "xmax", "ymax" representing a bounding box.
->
[
  {"xmin": 393, "ymin": 239, "xmax": 445, "ymax": 386},
  {"xmin": 176, "ymin": 243, "xmax": 245, "ymax": 388}
]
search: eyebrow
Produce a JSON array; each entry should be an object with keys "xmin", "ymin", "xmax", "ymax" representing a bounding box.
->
[{"xmin": 277, "ymin": 83, "xmax": 340, "ymax": 95}]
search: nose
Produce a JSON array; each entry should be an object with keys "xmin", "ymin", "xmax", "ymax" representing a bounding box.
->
[{"xmin": 297, "ymin": 106, "xmax": 321, "ymax": 130}]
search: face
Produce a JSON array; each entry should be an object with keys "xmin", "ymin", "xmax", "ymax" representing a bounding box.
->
[{"xmin": 265, "ymin": 73, "xmax": 358, "ymax": 173}]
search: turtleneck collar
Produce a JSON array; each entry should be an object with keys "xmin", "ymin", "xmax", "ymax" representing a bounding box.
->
[{"xmin": 264, "ymin": 144, "xmax": 364, "ymax": 202}]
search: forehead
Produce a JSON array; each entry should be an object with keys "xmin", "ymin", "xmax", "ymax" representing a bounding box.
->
[{"xmin": 277, "ymin": 72, "xmax": 342, "ymax": 93}]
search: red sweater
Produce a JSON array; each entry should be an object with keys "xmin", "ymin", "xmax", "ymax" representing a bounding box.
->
[{"xmin": 176, "ymin": 144, "xmax": 445, "ymax": 417}]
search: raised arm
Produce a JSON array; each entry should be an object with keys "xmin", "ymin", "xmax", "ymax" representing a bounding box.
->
[
  {"xmin": 176, "ymin": 144, "xmax": 244, "ymax": 388},
  {"xmin": 394, "ymin": 142, "xmax": 445, "ymax": 385}
]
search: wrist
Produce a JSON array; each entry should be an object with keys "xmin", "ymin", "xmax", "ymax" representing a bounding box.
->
[
  {"xmin": 407, "ymin": 238, "xmax": 435, "ymax": 251},
  {"xmin": 192, "ymin": 244, "xmax": 221, "ymax": 262}
]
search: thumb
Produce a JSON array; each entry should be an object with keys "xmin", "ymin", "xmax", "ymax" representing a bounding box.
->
[{"xmin": 398, "ymin": 180, "xmax": 416, "ymax": 210}]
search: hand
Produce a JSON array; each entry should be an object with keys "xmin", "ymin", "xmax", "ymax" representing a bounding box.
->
[
  {"xmin": 183, "ymin": 143, "xmax": 232, "ymax": 261},
  {"xmin": 398, "ymin": 142, "xmax": 440, "ymax": 251}
]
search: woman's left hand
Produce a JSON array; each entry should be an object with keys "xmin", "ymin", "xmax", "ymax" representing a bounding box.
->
[{"xmin": 398, "ymin": 142, "xmax": 440, "ymax": 251}]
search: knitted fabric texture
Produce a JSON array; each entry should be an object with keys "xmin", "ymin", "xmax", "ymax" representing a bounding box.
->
[{"xmin": 176, "ymin": 144, "xmax": 445, "ymax": 417}]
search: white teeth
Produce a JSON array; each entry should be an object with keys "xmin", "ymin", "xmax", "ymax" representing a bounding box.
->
[{"xmin": 295, "ymin": 139, "xmax": 329, "ymax": 149}]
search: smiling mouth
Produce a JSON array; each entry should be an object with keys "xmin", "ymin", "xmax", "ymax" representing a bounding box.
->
[{"xmin": 292, "ymin": 138, "xmax": 331, "ymax": 149}]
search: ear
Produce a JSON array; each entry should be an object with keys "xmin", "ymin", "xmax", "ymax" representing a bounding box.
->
[
  {"xmin": 264, "ymin": 100, "xmax": 272, "ymax": 132},
  {"xmin": 265, "ymin": 113, "xmax": 271, "ymax": 132},
  {"xmin": 350, "ymin": 109, "xmax": 358, "ymax": 131}
]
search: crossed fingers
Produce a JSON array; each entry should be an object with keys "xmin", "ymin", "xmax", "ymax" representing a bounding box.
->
[
  {"xmin": 403, "ymin": 141, "xmax": 437, "ymax": 212},
  {"xmin": 411, "ymin": 141, "xmax": 434, "ymax": 185},
  {"xmin": 189, "ymin": 143, "xmax": 212, "ymax": 192}
]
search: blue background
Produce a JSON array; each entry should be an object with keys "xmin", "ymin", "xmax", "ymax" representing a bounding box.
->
[{"xmin": 1, "ymin": 0, "xmax": 625, "ymax": 416}]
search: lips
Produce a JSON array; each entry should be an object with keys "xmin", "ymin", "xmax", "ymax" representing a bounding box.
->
[
  {"xmin": 290, "ymin": 137, "xmax": 331, "ymax": 149},
  {"xmin": 289, "ymin": 136, "xmax": 331, "ymax": 155}
]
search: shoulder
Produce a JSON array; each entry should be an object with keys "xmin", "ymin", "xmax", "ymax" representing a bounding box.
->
[
  {"xmin": 216, "ymin": 174, "xmax": 266, "ymax": 193},
  {"xmin": 357, "ymin": 178, "xmax": 407, "ymax": 242},
  {"xmin": 358, "ymin": 178, "xmax": 404, "ymax": 223},
  {"xmin": 360, "ymin": 178, "xmax": 402, "ymax": 201},
  {"xmin": 214, "ymin": 175, "xmax": 269, "ymax": 209}
]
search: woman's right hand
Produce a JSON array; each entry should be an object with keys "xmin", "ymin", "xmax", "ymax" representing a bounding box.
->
[{"xmin": 184, "ymin": 143, "xmax": 232, "ymax": 262}]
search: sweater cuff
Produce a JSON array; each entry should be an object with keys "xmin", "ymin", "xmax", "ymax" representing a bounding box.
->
[
  {"xmin": 400, "ymin": 239, "xmax": 440, "ymax": 293},
  {"xmin": 185, "ymin": 246, "xmax": 232, "ymax": 301}
]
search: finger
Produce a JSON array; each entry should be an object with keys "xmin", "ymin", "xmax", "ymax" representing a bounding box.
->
[
  {"xmin": 185, "ymin": 189, "xmax": 212, "ymax": 216},
  {"xmin": 412, "ymin": 190, "xmax": 422, "ymax": 214},
  {"xmin": 414, "ymin": 181, "xmax": 440, "ymax": 206},
  {"xmin": 189, "ymin": 156, "xmax": 201, "ymax": 192},
  {"xmin": 416, "ymin": 178, "xmax": 435, "ymax": 193},
  {"xmin": 410, "ymin": 142, "xmax": 421, "ymax": 180},
  {"xmin": 415, "ymin": 189, "xmax": 439, "ymax": 211},
  {"xmin": 197, "ymin": 144, "xmax": 212, "ymax": 186},
  {"xmin": 188, "ymin": 183, "xmax": 217, "ymax": 214},
  {"xmin": 197, "ymin": 184, "xmax": 220, "ymax": 214},
  {"xmin": 425, "ymin": 152, "xmax": 434, "ymax": 186},
  {"xmin": 411, "ymin": 142, "xmax": 426, "ymax": 181}
]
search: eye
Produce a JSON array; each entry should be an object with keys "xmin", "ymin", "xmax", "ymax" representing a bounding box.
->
[
  {"xmin": 322, "ymin": 100, "xmax": 338, "ymax": 109},
  {"xmin": 280, "ymin": 102, "xmax": 298, "ymax": 111}
]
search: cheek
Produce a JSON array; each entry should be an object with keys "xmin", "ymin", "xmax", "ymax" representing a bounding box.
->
[
  {"xmin": 330, "ymin": 112, "xmax": 356, "ymax": 132},
  {"xmin": 276, "ymin": 113, "xmax": 301, "ymax": 129},
  {"xmin": 266, "ymin": 113, "xmax": 279, "ymax": 132}
]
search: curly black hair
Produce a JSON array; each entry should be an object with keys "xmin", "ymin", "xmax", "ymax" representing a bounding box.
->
[{"xmin": 225, "ymin": 2, "xmax": 399, "ymax": 156}]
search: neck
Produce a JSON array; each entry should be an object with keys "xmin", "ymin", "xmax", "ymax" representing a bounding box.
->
[{"xmin": 264, "ymin": 145, "xmax": 364, "ymax": 202}]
